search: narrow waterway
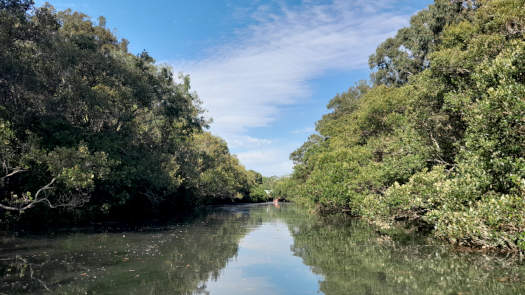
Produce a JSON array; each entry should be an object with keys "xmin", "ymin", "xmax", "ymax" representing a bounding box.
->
[{"xmin": 1, "ymin": 203, "xmax": 524, "ymax": 294}]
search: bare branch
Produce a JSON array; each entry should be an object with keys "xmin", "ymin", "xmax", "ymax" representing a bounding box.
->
[
  {"xmin": 33, "ymin": 177, "xmax": 56, "ymax": 202},
  {"xmin": 0, "ymin": 202, "xmax": 20, "ymax": 211},
  {"xmin": 1, "ymin": 167, "xmax": 27, "ymax": 181},
  {"xmin": 0, "ymin": 178, "xmax": 56, "ymax": 212},
  {"xmin": 429, "ymin": 132, "xmax": 441, "ymax": 153}
]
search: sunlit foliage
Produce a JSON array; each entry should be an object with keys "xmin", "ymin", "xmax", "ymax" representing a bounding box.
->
[{"xmin": 278, "ymin": 0, "xmax": 525, "ymax": 252}]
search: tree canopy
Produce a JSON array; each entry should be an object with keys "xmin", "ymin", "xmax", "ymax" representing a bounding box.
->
[
  {"xmin": 0, "ymin": 0, "xmax": 261, "ymax": 227},
  {"xmin": 277, "ymin": 0, "xmax": 525, "ymax": 253}
]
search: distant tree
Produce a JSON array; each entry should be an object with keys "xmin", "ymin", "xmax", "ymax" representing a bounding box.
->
[{"xmin": 369, "ymin": 0, "xmax": 477, "ymax": 86}]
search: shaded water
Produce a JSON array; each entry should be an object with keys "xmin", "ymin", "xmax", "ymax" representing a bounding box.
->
[{"xmin": 1, "ymin": 203, "xmax": 524, "ymax": 294}]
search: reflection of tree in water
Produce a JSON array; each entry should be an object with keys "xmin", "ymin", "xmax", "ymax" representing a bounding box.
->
[
  {"xmin": 2, "ymin": 203, "xmax": 524, "ymax": 295},
  {"xmin": 273, "ymin": 206, "xmax": 525, "ymax": 295},
  {"xmin": 0, "ymin": 208, "xmax": 261, "ymax": 294}
]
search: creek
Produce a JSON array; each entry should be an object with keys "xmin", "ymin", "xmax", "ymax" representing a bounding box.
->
[{"xmin": 1, "ymin": 203, "xmax": 523, "ymax": 294}]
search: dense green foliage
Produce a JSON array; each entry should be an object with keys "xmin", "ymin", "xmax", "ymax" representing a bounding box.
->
[
  {"xmin": 0, "ymin": 1, "xmax": 260, "ymax": 226},
  {"xmin": 277, "ymin": 0, "xmax": 525, "ymax": 252},
  {"xmin": 248, "ymin": 175, "xmax": 277, "ymax": 202}
]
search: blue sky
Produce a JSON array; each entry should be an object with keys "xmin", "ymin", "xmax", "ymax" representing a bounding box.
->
[{"xmin": 36, "ymin": 0, "xmax": 432, "ymax": 176}]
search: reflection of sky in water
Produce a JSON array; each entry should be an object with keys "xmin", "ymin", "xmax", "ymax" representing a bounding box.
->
[{"xmin": 202, "ymin": 221, "xmax": 323, "ymax": 294}]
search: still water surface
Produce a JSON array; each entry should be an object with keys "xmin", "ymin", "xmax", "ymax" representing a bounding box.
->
[{"xmin": 1, "ymin": 203, "xmax": 524, "ymax": 294}]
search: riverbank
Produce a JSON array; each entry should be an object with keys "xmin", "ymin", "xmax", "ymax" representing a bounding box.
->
[
  {"xmin": 294, "ymin": 200, "xmax": 524, "ymax": 256},
  {"xmin": 1, "ymin": 199, "xmax": 277, "ymax": 233}
]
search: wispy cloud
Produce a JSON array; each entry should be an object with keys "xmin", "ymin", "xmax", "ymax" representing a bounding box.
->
[
  {"xmin": 236, "ymin": 148, "xmax": 295, "ymax": 176},
  {"xmin": 291, "ymin": 127, "xmax": 315, "ymax": 135},
  {"xmin": 172, "ymin": 0, "xmax": 417, "ymax": 175},
  {"xmin": 228, "ymin": 135, "xmax": 272, "ymax": 149}
]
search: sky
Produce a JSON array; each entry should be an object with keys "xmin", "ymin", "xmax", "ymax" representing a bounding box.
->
[{"xmin": 36, "ymin": 0, "xmax": 432, "ymax": 176}]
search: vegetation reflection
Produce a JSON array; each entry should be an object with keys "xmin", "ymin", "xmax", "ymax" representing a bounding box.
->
[
  {"xmin": 0, "ymin": 208, "xmax": 260, "ymax": 294},
  {"xmin": 2, "ymin": 204, "xmax": 525, "ymax": 295},
  {"xmin": 254, "ymin": 204, "xmax": 525, "ymax": 295}
]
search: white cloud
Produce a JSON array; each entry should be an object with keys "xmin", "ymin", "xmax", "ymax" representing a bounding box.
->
[
  {"xmin": 172, "ymin": 0, "xmax": 417, "ymax": 175},
  {"xmin": 228, "ymin": 135, "xmax": 272, "ymax": 149},
  {"xmin": 236, "ymin": 148, "xmax": 294, "ymax": 176},
  {"xmin": 291, "ymin": 127, "xmax": 315, "ymax": 135}
]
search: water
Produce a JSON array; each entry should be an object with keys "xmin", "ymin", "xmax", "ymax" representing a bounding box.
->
[{"xmin": 1, "ymin": 203, "xmax": 524, "ymax": 294}]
